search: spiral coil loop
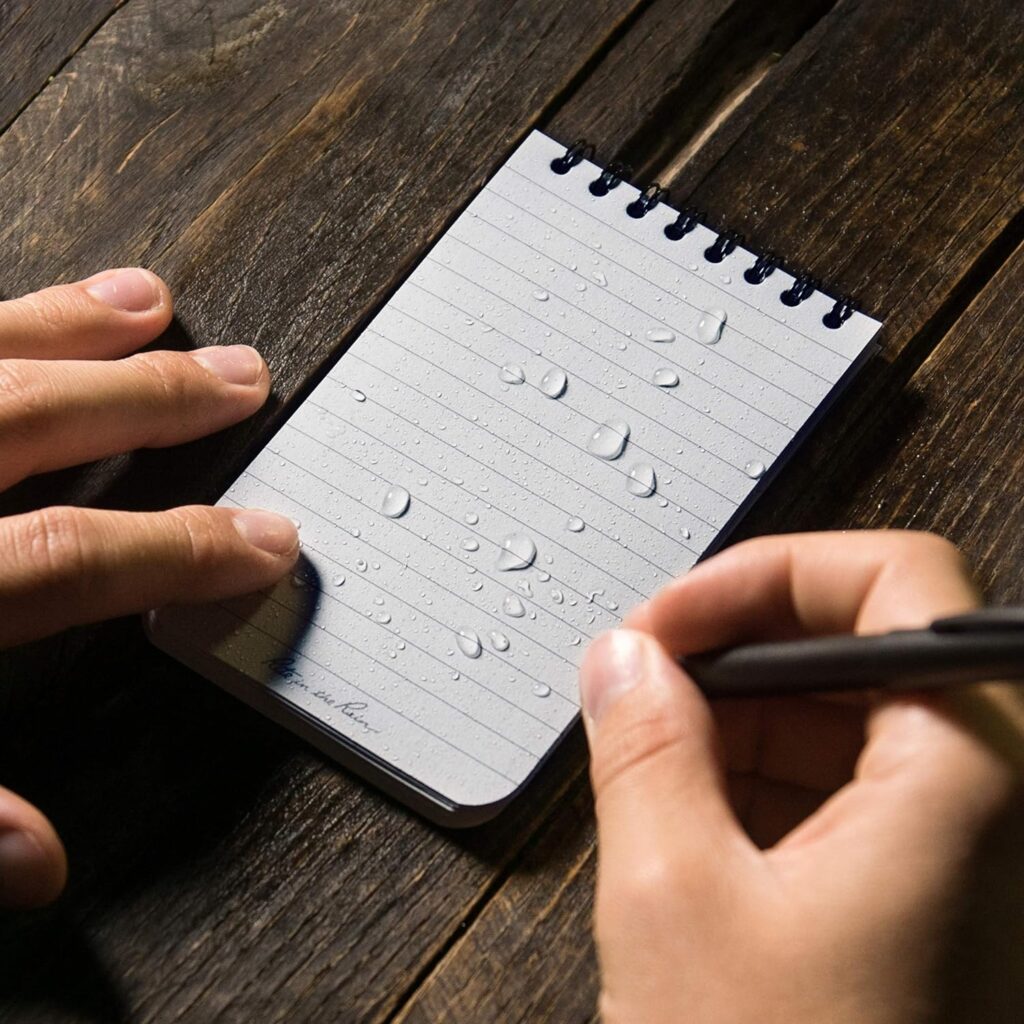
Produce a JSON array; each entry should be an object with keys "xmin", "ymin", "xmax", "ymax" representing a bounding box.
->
[
  {"xmin": 550, "ymin": 139, "xmax": 594, "ymax": 175},
  {"xmin": 626, "ymin": 183, "xmax": 669, "ymax": 219},
  {"xmin": 589, "ymin": 161, "xmax": 631, "ymax": 197},
  {"xmin": 549, "ymin": 138, "xmax": 859, "ymax": 327},
  {"xmin": 704, "ymin": 229, "xmax": 742, "ymax": 264},
  {"xmin": 780, "ymin": 274, "xmax": 819, "ymax": 307},
  {"xmin": 744, "ymin": 252, "xmax": 779, "ymax": 285},
  {"xmin": 664, "ymin": 207, "xmax": 702, "ymax": 241}
]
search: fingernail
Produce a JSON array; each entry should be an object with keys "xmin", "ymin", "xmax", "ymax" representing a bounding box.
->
[
  {"xmin": 190, "ymin": 345, "xmax": 264, "ymax": 387},
  {"xmin": 580, "ymin": 630, "xmax": 648, "ymax": 724},
  {"xmin": 233, "ymin": 509, "xmax": 299, "ymax": 556},
  {"xmin": 0, "ymin": 830, "xmax": 45, "ymax": 907},
  {"xmin": 84, "ymin": 267, "xmax": 162, "ymax": 312}
]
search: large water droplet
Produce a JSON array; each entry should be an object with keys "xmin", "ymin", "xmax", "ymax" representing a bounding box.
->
[
  {"xmin": 646, "ymin": 327, "xmax": 675, "ymax": 343},
  {"xmin": 456, "ymin": 629, "xmax": 482, "ymax": 658},
  {"xmin": 744, "ymin": 459, "xmax": 766, "ymax": 479},
  {"xmin": 533, "ymin": 289, "xmax": 549, "ymax": 301},
  {"xmin": 489, "ymin": 630, "xmax": 510, "ymax": 652},
  {"xmin": 502, "ymin": 594, "xmax": 526, "ymax": 618},
  {"xmin": 496, "ymin": 532, "xmax": 536, "ymax": 571},
  {"xmin": 351, "ymin": 388, "xmax": 366, "ymax": 402},
  {"xmin": 697, "ymin": 308, "xmax": 727, "ymax": 344},
  {"xmin": 587, "ymin": 418, "xmax": 630, "ymax": 460},
  {"xmin": 380, "ymin": 484, "xmax": 410, "ymax": 518},
  {"xmin": 653, "ymin": 368, "xmax": 679, "ymax": 388},
  {"xmin": 500, "ymin": 364, "xmax": 526, "ymax": 385},
  {"xmin": 627, "ymin": 462, "xmax": 657, "ymax": 497},
  {"xmin": 465, "ymin": 512, "xmax": 479, "ymax": 525},
  {"xmin": 540, "ymin": 367, "xmax": 567, "ymax": 398},
  {"xmin": 461, "ymin": 537, "xmax": 479, "ymax": 552},
  {"xmin": 566, "ymin": 516, "xmax": 585, "ymax": 533},
  {"xmin": 532, "ymin": 682, "xmax": 551, "ymax": 698}
]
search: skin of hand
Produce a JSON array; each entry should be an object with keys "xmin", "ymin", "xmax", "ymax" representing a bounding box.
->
[
  {"xmin": 580, "ymin": 531, "xmax": 1024, "ymax": 1024},
  {"xmin": 0, "ymin": 268, "xmax": 299, "ymax": 909}
]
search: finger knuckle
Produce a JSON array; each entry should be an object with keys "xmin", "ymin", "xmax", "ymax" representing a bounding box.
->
[
  {"xmin": 17, "ymin": 287, "xmax": 88, "ymax": 336},
  {"xmin": 127, "ymin": 350, "xmax": 197, "ymax": 410},
  {"xmin": 0, "ymin": 361, "xmax": 57, "ymax": 442},
  {"xmin": 165, "ymin": 506, "xmax": 227, "ymax": 576},
  {"xmin": 22, "ymin": 506, "xmax": 93, "ymax": 586}
]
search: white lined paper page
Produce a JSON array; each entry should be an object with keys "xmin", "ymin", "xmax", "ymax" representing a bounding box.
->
[{"xmin": 150, "ymin": 131, "xmax": 881, "ymax": 812}]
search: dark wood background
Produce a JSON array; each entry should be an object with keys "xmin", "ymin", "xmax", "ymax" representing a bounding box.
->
[{"xmin": 0, "ymin": 0, "xmax": 1022, "ymax": 1020}]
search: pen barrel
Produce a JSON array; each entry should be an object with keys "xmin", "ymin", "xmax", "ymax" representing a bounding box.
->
[{"xmin": 680, "ymin": 632, "xmax": 1024, "ymax": 697}]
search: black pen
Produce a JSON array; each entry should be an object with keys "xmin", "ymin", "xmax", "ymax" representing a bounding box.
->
[{"xmin": 680, "ymin": 608, "xmax": 1024, "ymax": 698}]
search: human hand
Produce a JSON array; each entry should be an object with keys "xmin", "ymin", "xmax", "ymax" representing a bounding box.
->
[
  {"xmin": 0, "ymin": 268, "xmax": 299, "ymax": 908},
  {"xmin": 581, "ymin": 531, "xmax": 1023, "ymax": 1024}
]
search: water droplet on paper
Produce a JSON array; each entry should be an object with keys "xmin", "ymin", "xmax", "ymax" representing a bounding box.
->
[
  {"xmin": 500, "ymin": 364, "xmax": 526, "ymax": 385},
  {"xmin": 355, "ymin": 558, "xmax": 368, "ymax": 572},
  {"xmin": 331, "ymin": 574, "xmax": 345, "ymax": 586},
  {"xmin": 721, "ymin": 274, "xmax": 733, "ymax": 285},
  {"xmin": 592, "ymin": 270, "xmax": 607, "ymax": 286},
  {"xmin": 681, "ymin": 527, "xmax": 691, "ymax": 540},
  {"xmin": 566, "ymin": 516, "xmax": 585, "ymax": 533},
  {"xmin": 627, "ymin": 462, "xmax": 657, "ymax": 497},
  {"xmin": 517, "ymin": 580, "xmax": 533, "ymax": 597},
  {"xmin": 465, "ymin": 512, "xmax": 479, "ymax": 525},
  {"xmin": 489, "ymin": 631, "xmax": 510, "ymax": 652},
  {"xmin": 575, "ymin": 282, "xmax": 587, "ymax": 292},
  {"xmin": 456, "ymin": 629, "xmax": 482, "ymax": 658},
  {"xmin": 697, "ymin": 308, "xmax": 727, "ymax": 344},
  {"xmin": 653, "ymin": 368, "xmax": 679, "ymax": 387},
  {"xmin": 377, "ymin": 611, "xmax": 392, "ymax": 624},
  {"xmin": 587, "ymin": 418, "xmax": 630, "ymax": 460},
  {"xmin": 461, "ymin": 537, "xmax": 479, "ymax": 552},
  {"xmin": 533, "ymin": 289, "xmax": 549, "ymax": 301},
  {"xmin": 744, "ymin": 459, "xmax": 766, "ymax": 479},
  {"xmin": 551, "ymin": 588, "xmax": 564, "ymax": 605},
  {"xmin": 646, "ymin": 327, "xmax": 675, "ymax": 343},
  {"xmin": 532, "ymin": 682, "xmax": 551, "ymax": 698},
  {"xmin": 380, "ymin": 484, "xmax": 411, "ymax": 518},
  {"xmin": 496, "ymin": 532, "xmax": 537, "ymax": 571},
  {"xmin": 502, "ymin": 594, "xmax": 526, "ymax": 618},
  {"xmin": 351, "ymin": 388, "xmax": 366, "ymax": 402},
  {"xmin": 539, "ymin": 367, "xmax": 567, "ymax": 398}
]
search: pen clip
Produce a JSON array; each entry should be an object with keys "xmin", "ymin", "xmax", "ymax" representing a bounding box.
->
[{"xmin": 930, "ymin": 607, "xmax": 1024, "ymax": 633}]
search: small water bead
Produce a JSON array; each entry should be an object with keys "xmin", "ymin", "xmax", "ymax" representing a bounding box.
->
[
  {"xmin": 566, "ymin": 516, "xmax": 585, "ymax": 533},
  {"xmin": 502, "ymin": 594, "xmax": 526, "ymax": 617},
  {"xmin": 351, "ymin": 388, "xmax": 366, "ymax": 402},
  {"xmin": 376, "ymin": 611, "xmax": 392, "ymax": 624},
  {"xmin": 461, "ymin": 538, "xmax": 480, "ymax": 552},
  {"xmin": 653, "ymin": 368, "xmax": 679, "ymax": 388},
  {"xmin": 540, "ymin": 367, "xmax": 568, "ymax": 398},
  {"xmin": 532, "ymin": 682, "xmax": 551, "ymax": 698},
  {"xmin": 744, "ymin": 459, "xmax": 766, "ymax": 479},
  {"xmin": 681, "ymin": 526, "xmax": 691, "ymax": 540},
  {"xmin": 489, "ymin": 631, "xmax": 511, "ymax": 652},
  {"xmin": 532, "ymin": 289, "xmax": 549, "ymax": 301},
  {"xmin": 456, "ymin": 629, "xmax": 483, "ymax": 659},
  {"xmin": 721, "ymin": 274, "xmax": 733, "ymax": 285},
  {"xmin": 464, "ymin": 512, "xmax": 479, "ymax": 525},
  {"xmin": 645, "ymin": 327, "xmax": 676, "ymax": 343},
  {"xmin": 373, "ymin": 596, "xmax": 385, "ymax": 606},
  {"xmin": 496, "ymin": 532, "xmax": 537, "ymax": 571},
  {"xmin": 537, "ymin": 571, "xmax": 551, "ymax": 582},
  {"xmin": 569, "ymin": 635, "xmax": 582, "ymax": 646},
  {"xmin": 331, "ymin": 574, "xmax": 346, "ymax": 586},
  {"xmin": 627, "ymin": 462, "xmax": 657, "ymax": 497},
  {"xmin": 517, "ymin": 580, "xmax": 533, "ymax": 597},
  {"xmin": 499, "ymin": 364, "xmax": 526, "ymax": 385},
  {"xmin": 380, "ymin": 484, "xmax": 411, "ymax": 518},
  {"xmin": 355, "ymin": 559, "xmax": 368, "ymax": 572},
  {"xmin": 575, "ymin": 282, "xmax": 587, "ymax": 292},
  {"xmin": 471, "ymin": 580, "xmax": 484, "ymax": 591},
  {"xmin": 592, "ymin": 270, "xmax": 608, "ymax": 286},
  {"xmin": 696, "ymin": 308, "xmax": 727, "ymax": 344},
  {"xmin": 587, "ymin": 418, "xmax": 631, "ymax": 460}
]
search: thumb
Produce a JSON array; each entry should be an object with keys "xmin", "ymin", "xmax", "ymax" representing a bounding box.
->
[
  {"xmin": 0, "ymin": 785, "xmax": 66, "ymax": 908},
  {"xmin": 579, "ymin": 630, "xmax": 750, "ymax": 893}
]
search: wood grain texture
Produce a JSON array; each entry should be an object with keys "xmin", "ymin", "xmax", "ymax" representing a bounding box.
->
[
  {"xmin": 0, "ymin": 0, "xmax": 119, "ymax": 132},
  {"xmin": 387, "ymin": 1, "xmax": 1024, "ymax": 1018}
]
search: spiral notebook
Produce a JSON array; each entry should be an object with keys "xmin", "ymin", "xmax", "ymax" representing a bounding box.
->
[{"xmin": 148, "ymin": 131, "xmax": 882, "ymax": 825}]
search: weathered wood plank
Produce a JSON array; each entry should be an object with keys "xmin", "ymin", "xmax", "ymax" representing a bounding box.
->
[
  {"xmin": 0, "ymin": 0, "xmax": 119, "ymax": 133},
  {"xmin": 386, "ymin": 1, "xmax": 1024, "ymax": 1019}
]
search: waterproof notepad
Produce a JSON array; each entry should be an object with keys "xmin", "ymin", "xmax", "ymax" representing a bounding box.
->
[{"xmin": 149, "ymin": 131, "xmax": 882, "ymax": 824}]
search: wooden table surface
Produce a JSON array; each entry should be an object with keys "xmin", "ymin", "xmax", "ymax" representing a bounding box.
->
[{"xmin": 1, "ymin": 1, "xmax": 1022, "ymax": 1020}]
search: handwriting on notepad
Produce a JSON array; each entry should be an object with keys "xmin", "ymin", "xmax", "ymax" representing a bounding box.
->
[{"xmin": 266, "ymin": 656, "xmax": 381, "ymax": 734}]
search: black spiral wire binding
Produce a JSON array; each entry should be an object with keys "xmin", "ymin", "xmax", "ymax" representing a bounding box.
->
[
  {"xmin": 664, "ymin": 207, "xmax": 702, "ymax": 240},
  {"xmin": 744, "ymin": 251, "xmax": 778, "ymax": 284},
  {"xmin": 549, "ymin": 139, "xmax": 859, "ymax": 328},
  {"xmin": 589, "ymin": 161, "xmax": 631, "ymax": 196},
  {"xmin": 550, "ymin": 139, "xmax": 594, "ymax": 174},
  {"xmin": 626, "ymin": 183, "xmax": 669, "ymax": 219},
  {"xmin": 780, "ymin": 274, "xmax": 819, "ymax": 307},
  {"xmin": 704, "ymin": 229, "xmax": 742, "ymax": 264}
]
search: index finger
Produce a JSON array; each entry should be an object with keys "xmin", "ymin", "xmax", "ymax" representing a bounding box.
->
[{"xmin": 626, "ymin": 531, "xmax": 980, "ymax": 656}]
